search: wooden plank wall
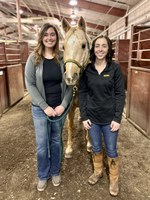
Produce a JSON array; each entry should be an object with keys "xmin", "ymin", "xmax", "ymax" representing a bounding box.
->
[
  {"xmin": 19, "ymin": 42, "xmax": 29, "ymax": 89},
  {"xmin": 126, "ymin": 26, "xmax": 150, "ymax": 139},
  {"xmin": 112, "ymin": 39, "xmax": 130, "ymax": 90},
  {"xmin": 7, "ymin": 64, "xmax": 24, "ymax": 106},
  {"xmin": 0, "ymin": 43, "xmax": 8, "ymax": 116},
  {"xmin": 0, "ymin": 67, "xmax": 9, "ymax": 116},
  {"xmin": 0, "ymin": 42, "xmax": 29, "ymax": 116}
]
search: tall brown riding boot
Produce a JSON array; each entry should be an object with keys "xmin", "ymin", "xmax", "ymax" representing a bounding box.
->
[
  {"xmin": 88, "ymin": 152, "xmax": 103, "ymax": 185},
  {"xmin": 107, "ymin": 157, "xmax": 119, "ymax": 196}
]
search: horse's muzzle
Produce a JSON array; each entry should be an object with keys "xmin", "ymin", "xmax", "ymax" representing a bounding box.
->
[{"xmin": 63, "ymin": 72, "xmax": 79, "ymax": 85}]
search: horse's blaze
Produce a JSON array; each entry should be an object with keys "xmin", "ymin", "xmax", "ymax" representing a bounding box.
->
[{"xmin": 64, "ymin": 65, "xmax": 79, "ymax": 85}]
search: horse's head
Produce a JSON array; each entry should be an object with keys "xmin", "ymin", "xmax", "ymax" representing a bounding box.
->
[{"xmin": 62, "ymin": 16, "xmax": 90, "ymax": 85}]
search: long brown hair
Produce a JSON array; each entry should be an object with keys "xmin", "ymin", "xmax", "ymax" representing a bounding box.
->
[{"xmin": 34, "ymin": 23, "xmax": 60, "ymax": 65}]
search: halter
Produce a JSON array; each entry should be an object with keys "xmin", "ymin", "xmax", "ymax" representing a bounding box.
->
[
  {"xmin": 64, "ymin": 48, "xmax": 90, "ymax": 70},
  {"xmin": 64, "ymin": 59, "xmax": 82, "ymax": 69}
]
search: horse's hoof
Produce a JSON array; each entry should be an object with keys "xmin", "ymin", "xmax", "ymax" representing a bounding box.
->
[{"xmin": 65, "ymin": 153, "xmax": 72, "ymax": 159}]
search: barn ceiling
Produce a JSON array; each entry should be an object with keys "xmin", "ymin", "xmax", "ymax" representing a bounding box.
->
[{"xmin": 0, "ymin": 0, "xmax": 141, "ymax": 44}]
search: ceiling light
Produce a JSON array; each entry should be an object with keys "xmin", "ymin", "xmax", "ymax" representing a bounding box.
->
[
  {"xmin": 34, "ymin": 25, "xmax": 38, "ymax": 30},
  {"xmin": 19, "ymin": 10, "xmax": 23, "ymax": 14},
  {"xmin": 69, "ymin": 0, "xmax": 77, "ymax": 6},
  {"xmin": 70, "ymin": 20, "xmax": 76, "ymax": 26}
]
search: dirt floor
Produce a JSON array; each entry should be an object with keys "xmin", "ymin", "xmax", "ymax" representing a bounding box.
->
[{"xmin": 0, "ymin": 94, "xmax": 150, "ymax": 200}]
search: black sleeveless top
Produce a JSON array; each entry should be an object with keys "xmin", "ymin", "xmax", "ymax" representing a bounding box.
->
[{"xmin": 43, "ymin": 58, "xmax": 62, "ymax": 107}]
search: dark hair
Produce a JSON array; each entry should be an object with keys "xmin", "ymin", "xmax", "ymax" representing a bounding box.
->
[
  {"xmin": 34, "ymin": 23, "xmax": 59, "ymax": 65},
  {"xmin": 90, "ymin": 35, "xmax": 114, "ymax": 64}
]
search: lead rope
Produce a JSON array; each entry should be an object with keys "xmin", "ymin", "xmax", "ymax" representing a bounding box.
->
[{"xmin": 46, "ymin": 86, "xmax": 77, "ymax": 158}]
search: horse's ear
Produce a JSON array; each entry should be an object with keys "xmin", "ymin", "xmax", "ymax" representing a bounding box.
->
[
  {"xmin": 61, "ymin": 18, "xmax": 71, "ymax": 33},
  {"xmin": 78, "ymin": 16, "xmax": 86, "ymax": 31}
]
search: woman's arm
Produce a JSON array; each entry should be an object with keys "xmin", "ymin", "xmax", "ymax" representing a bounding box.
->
[
  {"xmin": 78, "ymin": 72, "xmax": 88, "ymax": 121},
  {"xmin": 113, "ymin": 64, "xmax": 125, "ymax": 123},
  {"xmin": 25, "ymin": 54, "xmax": 49, "ymax": 110}
]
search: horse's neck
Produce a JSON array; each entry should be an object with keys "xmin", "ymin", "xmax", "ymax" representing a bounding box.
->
[{"xmin": 73, "ymin": 91, "xmax": 79, "ymax": 108}]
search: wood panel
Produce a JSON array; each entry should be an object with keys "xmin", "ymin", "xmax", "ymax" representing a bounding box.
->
[
  {"xmin": 19, "ymin": 42, "xmax": 29, "ymax": 89},
  {"xmin": 120, "ymin": 62, "xmax": 128, "ymax": 89},
  {"xmin": 5, "ymin": 43, "xmax": 21, "ymax": 65},
  {"xmin": 128, "ymin": 69, "xmax": 150, "ymax": 135},
  {"xmin": 0, "ymin": 43, "xmax": 6, "ymax": 66},
  {"xmin": 0, "ymin": 42, "xmax": 27, "ymax": 114},
  {"xmin": 22, "ymin": 63, "xmax": 26, "ymax": 89},
  {"xmin": 117, "ymin": 40, "xmax": 130, "ymax": 61},
  {"xmin": 127, "ymin": 25, "xmax": 150, "ymax": 138},
  {"xmin": 0, "ymin": 67, "xmax": 9, "ymax": 116},
  {"xmin": 19, "ymin": 42, "xmax": 29, "ymax": 63},
  {"xmin": 112, "ymin": 39, "xmax": 130, "ymax": 90},
  {"xmin": 7, "ymin": 64, "xmax": 24, "ymax": 106}
]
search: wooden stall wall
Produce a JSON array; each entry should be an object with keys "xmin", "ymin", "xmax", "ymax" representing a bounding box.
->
[
  {"xmin": 5, "ymin": 43, "xmax": 21, "ymax": 65},
  {"xmin": 0, "ymin": 43, "xmax": 8, "ymax": 116},
  {"xmin": 0, "ymin": 43, "xmax": 6, "ymax": 65},
  {"xmin": 5, "ymin": 43, "xmax": 24, "ymax": 106},
  {"xmin": 7, "ymin": 64, "xmax": 24, "ymax": 106},
  {"xmin": 112, "ymin": 39, "xmax": 130, "ymax": 90},
  {"xmin": 0, "ymin": 42, "xmax": 29, "ymax": 116},
  {"xmin": 19, "ymin": 42, "xmax": 29, "ymax": 89},
  {"xmin": 0, "ymin": 67, "xmax": 9, "ymax": 116},
  {"xmin": 126, "ymin": 26, "xmax": 150, "ymax": 139}
]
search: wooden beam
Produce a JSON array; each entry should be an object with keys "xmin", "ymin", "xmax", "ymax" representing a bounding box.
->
[
  {"xmin": 58, "ymin": 0, "xmax": 126, "ymax": 17},
  {"xmin": 0, "ymin": 26, "xmax": 9, "ymax": 30},
  {"xmin": 16, "ymin": 7, "xmax": 105, "ymax": 31},
  {"xmin": 86, "ymin": 22, "xmax": 104, "ymax": 31},
  {"xmin": 16, "ymin": 0, "xmax": 22, "ymax": 41}
]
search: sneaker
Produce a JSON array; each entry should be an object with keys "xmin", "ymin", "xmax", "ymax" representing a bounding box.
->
[
  {"xmin": 37, "ymin": 179, "xmax": 47, "ymax": 191},
  {"xmin": 52, "ymin": 175, "xmax": 61, "ymax": 187}
]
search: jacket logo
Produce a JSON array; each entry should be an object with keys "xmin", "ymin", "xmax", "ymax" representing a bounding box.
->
[{"xmin": 103, "ymin": 74, "xmax": 110, "ymax": 77}]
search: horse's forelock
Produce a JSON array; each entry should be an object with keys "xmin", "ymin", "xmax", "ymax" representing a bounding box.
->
[
  {"xmin": 65, "ymin": 27, "xmax": 88, "ymax": 44},
  {"xmin": 65, "ymin": 27, "xmax": 77, "ymax": 41}
]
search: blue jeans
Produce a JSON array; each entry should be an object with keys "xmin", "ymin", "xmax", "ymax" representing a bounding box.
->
[
  {"xmin": 89, "ymin": 123, "xmax": 118, "ymax": 158},
  {"xmin": 32, "ymin": 105, "xmax": 65, "ymax": 180}
]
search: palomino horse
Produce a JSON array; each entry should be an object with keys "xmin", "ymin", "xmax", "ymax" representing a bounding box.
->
[{"xmin": 62, "ymin": 16, "xmax": 91, "ymax": 158}]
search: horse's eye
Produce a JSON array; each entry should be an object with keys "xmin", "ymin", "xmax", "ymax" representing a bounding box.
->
[
  {"xmin": 82, "ymin": 44, "xmax": 86, "ymax": 49},
  {"xmin": 62, "ymin": 45, "xmax": 65, "ymax": 50}
]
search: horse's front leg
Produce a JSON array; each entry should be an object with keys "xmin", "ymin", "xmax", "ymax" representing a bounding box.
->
[{"xmin": 65, "ymin": 105, "xmax": 76, "ymax": 158}]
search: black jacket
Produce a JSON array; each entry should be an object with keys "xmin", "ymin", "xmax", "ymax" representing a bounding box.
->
[{"xmin": 78, "ymin": 61, "xmax": 125, "ymax": 124}]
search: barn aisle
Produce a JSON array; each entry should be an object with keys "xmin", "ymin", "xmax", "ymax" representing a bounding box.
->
[{"xmin": 0, "ymin": 94, "xmax": 150, "ymax": 200}]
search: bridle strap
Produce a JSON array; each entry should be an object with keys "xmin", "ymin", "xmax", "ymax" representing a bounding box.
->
[{"xmin": 64, "ymin": 59, "xmax": 82, "ymax": 69}]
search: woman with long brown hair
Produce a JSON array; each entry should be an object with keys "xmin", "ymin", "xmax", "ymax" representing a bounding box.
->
[{"xmin": 25, "ymin": 23, "xmax": 72, "ymax": 192}]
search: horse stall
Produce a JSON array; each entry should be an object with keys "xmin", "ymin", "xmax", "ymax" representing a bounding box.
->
[
  {"xmin": 5, "ymin": 43, "xmax": 25, "ymax": 106},
  {"xmin": 0, "ymin": 42, "xmax": 26, "ymax": 116},
  {"xmin": 112, "ymin": 39, "xmax": 130, "ymax": 90},
  {"xmin": 126, "ymin": 25, "xmax": 150, "ymax": 139}
]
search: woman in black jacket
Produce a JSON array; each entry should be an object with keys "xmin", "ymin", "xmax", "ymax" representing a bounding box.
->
[{"xmin": 78, "ymin": 35, "xmax": 125, "ymax": 196}]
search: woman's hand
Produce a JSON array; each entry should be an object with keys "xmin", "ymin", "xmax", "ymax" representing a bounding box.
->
[
  {"xmin": 44, "ymin": 106, "xmax": 56, "ymax": 117},
  {"xmin": 83, "ymin": 119, "xmax": 92, "ymax": 130},
  {"xmin": 54, "ymin": 105, "xmax": 65, "ymax": 116},
  {"xmin": 110, "ymin": 121, "xmax": 120, "ymax": 132}
]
